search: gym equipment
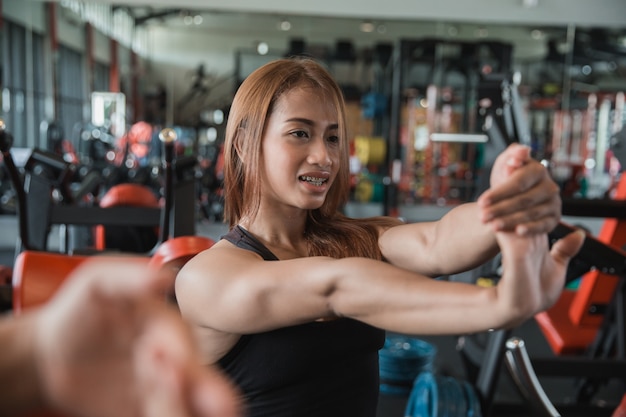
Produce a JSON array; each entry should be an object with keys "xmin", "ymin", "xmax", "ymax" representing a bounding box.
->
[
  {"xmin": 461, "ymin": 221, "xmax": 626, "ymax": 416},
  {"xmin": 149, "ymin": 234, "xmax": 215, "ymax": 304},
  {"xmin": 149, "ymin": 235, "xmax": 215, "ymax": 271},
  {"xmin": 405, "ymin": 371, "xmax": 483, "ymax": 417},
  {"xmin": 506, "ymin": 334, "xmax": 626, "ymax": 417},
  {"xmin": 0, "ymin": 151, "xmax": 16, "ymax": 214},
  {"xmin": 379, "ymin": 335, "xmax": 437, "ymax": 396},
  {"xmin": 454, "ymin": 71, "xmax": 626, "ymax": 415},
  {"xmin": 8, "ymin": 131, "xmax": 214, "ymax": 415},
  {"xmin": 537, "ymin": 177, "xmax": 626, "ymax": 356},
  {"xmin": 13, "ymin": 235, "xmax": 215, "ymax": 314},
  {"xmin": 12, "ymin": 251, "xmax": 91, "ymax": 314},
  {"xmin": 379, "ymin": 334, "xmax": 486, "ymax": 416},
  {"xmin": 0, "ymin": 122, "xmax": 197, "ymax": 256},
  {"xmin": 93, "ymin": 182, "xmax": 160, "ymax": 252},
  {"xmin": 503, "ymin": 337, "xmax": 561, "ymax": 417},
  {"xmin": 386, "ymin": 39, "xmax": 515, "ymax": 214}
]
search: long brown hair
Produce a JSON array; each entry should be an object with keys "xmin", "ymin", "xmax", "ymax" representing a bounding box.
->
[{"xmin": 223, "ymin": 57, "xmax": 401, "ymax": 260}]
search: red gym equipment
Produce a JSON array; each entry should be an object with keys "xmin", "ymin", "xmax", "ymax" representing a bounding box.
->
[
  {"xmin": 536, "ymin": 174, "xmax": 626, "ymax": 356},
  {"xmin": 1, "ymin": 122, "xmax": 215, "ymax": 417}
]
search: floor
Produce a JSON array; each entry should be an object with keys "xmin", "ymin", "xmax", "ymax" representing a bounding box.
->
[{"xmin": 1, "ymin": 214, "xmax": 624, "ymax": 416}]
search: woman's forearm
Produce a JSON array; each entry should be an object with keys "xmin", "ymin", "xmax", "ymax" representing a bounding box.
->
[
  {"xmin": 328, "ymin": 256, "xmax": 533, "ymax": 335},
  {"xmin": 435, "ymin": 203, "xmax": 500, "ymax": 270},
  {"xmin": 380, "ymin": 203, "xmax": 499, "ymax": 276}
]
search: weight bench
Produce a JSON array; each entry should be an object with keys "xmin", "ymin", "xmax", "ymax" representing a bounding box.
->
[{"xmin": 13, "ymin": 235, "xmax": 215, "ymax": 312}]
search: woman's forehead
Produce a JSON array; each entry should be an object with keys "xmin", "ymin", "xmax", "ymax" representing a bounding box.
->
[{"xmin": 272, "ymin": 87, "xmax": 339, "ymax": 119}]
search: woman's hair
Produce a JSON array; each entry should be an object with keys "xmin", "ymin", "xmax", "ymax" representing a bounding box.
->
[{"xmin": 223, "ymin": 57, "xmax": 401, "ymax": 260}]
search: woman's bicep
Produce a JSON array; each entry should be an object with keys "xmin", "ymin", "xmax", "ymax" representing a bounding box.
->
[{"xmin": 175, "ymin": 250, "xmax": 338, "ymax": 334}]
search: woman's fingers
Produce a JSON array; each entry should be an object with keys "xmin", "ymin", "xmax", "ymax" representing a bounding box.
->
[
  {"xmin": 550, "ymin": 228, "xmax": 586, "ymax": 265},
  {"xmin": 479, "ymin": 164, "xmax": 561, "ymax": 234}
]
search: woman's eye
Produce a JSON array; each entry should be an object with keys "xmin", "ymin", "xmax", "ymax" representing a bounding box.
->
[
  {"xmin": 291, "ymin": 130, "xmax": 309, "ymax": 138},
  {"xmin": 327, "ymin": 135, "xmax": 339, "ymax": 144}
]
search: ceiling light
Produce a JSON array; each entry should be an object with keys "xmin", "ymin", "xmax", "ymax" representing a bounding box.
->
[
  {"xmin": 360, "ymin": 21, "xmax": 375, "ymax": 33},
  {"xmin": 530, "ymin": 29, "xmax": 544, "ymax": 40},
  {"xmin": 257, "ymin": 42, "xmax": 269, "ymax": 55},
  {"xmin": 475, "ymin": 27, "xmax": 488, "ymax": 38},
  {"xmin": 193, "ymin": 15, "xmax": 203, "ymax": 25},
  {"xmin": 279, "ymin": 19, "xmax": 291, "ymax": 31}
]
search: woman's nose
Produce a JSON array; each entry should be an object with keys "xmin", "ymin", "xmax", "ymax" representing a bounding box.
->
[{"xmin": 308, "ymin": 138, "xmax": 332, "ymax": 167}]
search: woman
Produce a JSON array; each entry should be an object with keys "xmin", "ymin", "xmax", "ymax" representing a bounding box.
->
[{"xmin": 176, "ymin": 57, "xmax": 584, "ymax": 417}]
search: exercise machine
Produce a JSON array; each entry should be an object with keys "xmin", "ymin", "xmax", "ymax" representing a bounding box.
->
[
  {"xmin": 455, "ymin": 71, "xmax": 626, "ymax": 416},
  {"xmin": 0, "ymin": 123, "xmax": 197, "ymax": 257}
]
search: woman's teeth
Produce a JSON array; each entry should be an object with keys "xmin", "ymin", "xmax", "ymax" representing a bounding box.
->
[{"xmin": 300, "ymin": 176, "xmax": 326, "ymax": 186}]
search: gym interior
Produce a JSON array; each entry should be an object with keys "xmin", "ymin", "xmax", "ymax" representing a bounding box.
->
[{"xmin": 1, "ymin": 0, "xmax": 626, "ymax": 416}]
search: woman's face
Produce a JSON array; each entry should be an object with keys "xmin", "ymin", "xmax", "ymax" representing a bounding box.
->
[{"xmin": 259, "ymin": 87, "xmax": 341, "ymax": 211}]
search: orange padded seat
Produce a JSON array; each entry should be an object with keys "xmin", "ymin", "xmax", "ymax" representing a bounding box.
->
[
  {"xmin": 12, "ymin": 251, "xmax": 92, "ymax": 417},
  {"xmin": 12, "ymin": 251, "xmax": 90, "ymax": 313},
  {"xmin": 13, "ymin": 238, "xmax": 214, "ymax": 313},
  {"xmin": 149, "ymin": 235, "xmax": 215, "ymax": 270},
  {"xmin": 149, "ymin": 236, "xmax": 215, "ymax": 304}
]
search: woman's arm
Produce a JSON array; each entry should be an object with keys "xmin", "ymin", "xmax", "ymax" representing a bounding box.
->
[
  {"xmin": 379, "ymin": 203, "xmax": 498, "ymax": 277},
  {"xmin": 378, "ymin": 144, "xmax": 561, "ymax": 276},
  {"xmin": 176, "ymin": 229, "xmax": 584, "ymax": 337}
]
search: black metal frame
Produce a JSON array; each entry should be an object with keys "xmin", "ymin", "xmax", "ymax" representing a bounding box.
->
[{"xmin": 0, "ymin": 124, "xmax": 197, "ymax": 257}]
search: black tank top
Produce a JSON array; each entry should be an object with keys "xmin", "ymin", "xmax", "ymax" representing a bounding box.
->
[{"xmin": 219, "ymin": 226, "xmax": 385, "ymax": 417}]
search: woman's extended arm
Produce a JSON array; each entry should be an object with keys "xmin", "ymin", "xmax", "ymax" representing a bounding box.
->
[
  {"xmin": 176, "ymin": 228, "xmax": 583, "ymax": 338},
  {"xmin": 378, "ymin": 144, "xmax": 561, "ymax": 276},
  {"xmin": 378, "ymin": 203, "xmax": 498, "ymax": 277}
]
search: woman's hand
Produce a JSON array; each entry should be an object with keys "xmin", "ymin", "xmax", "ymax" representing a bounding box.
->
[
  {"xmin": 478, "ymin": 144, "xmax": 561, "ymax": 235},
  {"xmin": 34, "ymin": 257, "xmax": 241, "ymax": 417},
  {"xmin": 495, "ymin": 227, "xmax": 585, "ymax": 324}
]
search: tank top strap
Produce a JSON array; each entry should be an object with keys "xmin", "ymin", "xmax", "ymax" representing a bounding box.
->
[{"xmin": 221, "ymin": 225, "xmax": 279, "ymax": 261}]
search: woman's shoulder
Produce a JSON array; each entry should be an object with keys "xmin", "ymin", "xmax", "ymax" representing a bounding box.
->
[
  {"xmin": 191, "ymin": 239, "xmax": 265, "ymax": 263},
  {"xmin": 175, "ymin": 242, "xmax": 265, "ymax": 297}
]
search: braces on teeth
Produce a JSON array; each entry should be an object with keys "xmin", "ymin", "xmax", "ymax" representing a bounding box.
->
[{"xmin": 301, "ymin": 176, "xmax": 325, "ymax": 186}]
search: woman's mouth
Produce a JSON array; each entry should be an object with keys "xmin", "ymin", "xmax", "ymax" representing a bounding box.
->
[{"xmin": 299, "ymin": 175, "xmax": 327, "ymax": 187}]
